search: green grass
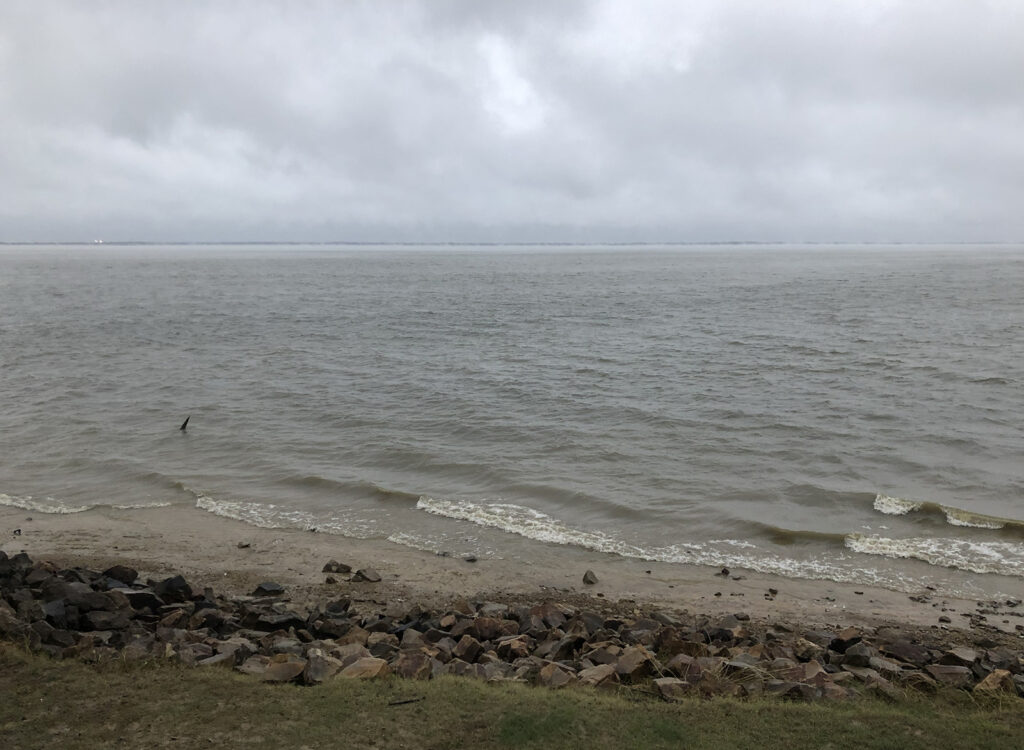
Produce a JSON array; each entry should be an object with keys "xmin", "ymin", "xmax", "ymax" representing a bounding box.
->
[{"xmin": 1, "ymin": 645, "xmax": 1021, "ymax": 749}]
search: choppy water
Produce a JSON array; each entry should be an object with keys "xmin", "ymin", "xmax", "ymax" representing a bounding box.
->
[{"xmin": 2, "ymin": 243, "xmax": 1023, "ymax": 598}]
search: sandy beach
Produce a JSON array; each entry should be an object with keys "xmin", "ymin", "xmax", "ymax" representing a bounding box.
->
[{"xmin": 3, "ymin": 503, "xmax": 1021, "ymax": 643}]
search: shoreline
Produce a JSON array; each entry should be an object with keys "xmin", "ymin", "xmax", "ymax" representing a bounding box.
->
[{"xmin": 2, "ymin": 503, "xmax": 1021, "ymax": 642}]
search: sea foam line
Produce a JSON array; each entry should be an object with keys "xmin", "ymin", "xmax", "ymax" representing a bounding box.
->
[
  {"xmin": 415, "ymin": 497, "xmax": 934, "ymax": 590},
  {"xmin": 0, "ymin": 493, "xmax": 171, "ymax": 514}
]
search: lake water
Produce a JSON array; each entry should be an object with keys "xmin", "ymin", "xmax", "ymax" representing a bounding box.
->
[{"xmin": 2, "ymin": 243, "xmax": 1022, "ymax": 598}]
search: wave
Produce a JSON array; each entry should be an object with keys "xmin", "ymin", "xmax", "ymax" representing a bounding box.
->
[
  {"xmin": 873, "ymin": 493, "xmax": 1023, "ymax": 531},
  {"xmin": 0, "ymin": 492, "xmax": 172, "ymax": 514},
  {"xmin": 413, "ymin": 497, "xmax": 972, "ymax": 590},
  {"xmin": 278, "ymin": 474, "xmax": 421, "ymax": 503},
  {"xmin": 846, "ymin": 533, "xmax": 1024, "ymax": 577},
  {"xmin": 191, "ymin": 490, "xmax": 379, "ymax": 539}
]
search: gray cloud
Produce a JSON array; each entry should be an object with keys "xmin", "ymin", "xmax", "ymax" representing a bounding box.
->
[{"xmin": 1, "ymin": 0, "xmax": 1022, "ymax": 242}]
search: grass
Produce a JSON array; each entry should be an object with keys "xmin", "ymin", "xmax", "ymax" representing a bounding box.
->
[{"xmin": 1, "ymin": 645, "xmax": 1021, "ymax": 749}]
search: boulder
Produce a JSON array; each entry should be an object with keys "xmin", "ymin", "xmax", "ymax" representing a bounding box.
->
[
  {"xmin": 393, "ymin": 651, "xmax": 433, "ymax": 680},
  {"xmin": 582, "ymin": 570, "xmax": 598, "ymax": 585},
  {"xmin": 154, "ymin": 575, "xmax": 194, "ymax": 603},
  {"xmin": 537, "ymin": 662, "xmax": 575, "ymax": 689},
  {"xmin": 339, "ymin": 657, "xmax": 390, "ymax": 679},
  {"xmin": 938, "ymin": 647, "xmax": 978, "ymax": 668},
  {"xmin": 452, "ymin": 635, "xmax": 484, "ymax": 663},
  {"xmin": 102, "ymin": 565, "xmax": 138, "ymax": 586},
  {"xmin": 262, "ymin": 658, "xmax": 307, "ymax": 683},
  {"xmin": 925, "ymin": 664, "xmax": 974, "ymax": 688},
  {"xmin": 880, "ymin": 640, "xmax": 931, "ymax": 668},
  {"xmin": 578, "ymin": 663, "xmax": 618, "ymax": 688},
  {"xmin": 973, "ymin": 669, "xmax": 1015, "ymax": 695},
  {"xmin": 793, "ymin": 638, "xmax": 824, "ymax": 662},
  {"xmin": 614, "ymin": 646, "xmax": 657, "ymax": 682},
  {"xmin": 303, "ymin": 648, "xmax": 344, "ymax": 684},
  {"xmin": 654, "ymin": 677, "xmax": 691, "ymax": 700}
]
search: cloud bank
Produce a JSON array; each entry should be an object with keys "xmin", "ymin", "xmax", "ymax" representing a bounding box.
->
[{"xmin": 1, "ymin": 1, "xmax": 1022, "ymax": 242}]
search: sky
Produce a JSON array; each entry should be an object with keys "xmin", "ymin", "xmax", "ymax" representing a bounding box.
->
[{"xmin": 1, "ymin": 1, "xmax": 1022, "ymax": 243}]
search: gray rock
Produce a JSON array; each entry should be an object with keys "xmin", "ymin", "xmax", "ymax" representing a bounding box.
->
[
  {"xmin": 582, "ymin": 570, "xmax": 598, "ymax": 585},
  {"xmin": 351, "ymin": 568, "xmax": 382, "ymax": 583}
]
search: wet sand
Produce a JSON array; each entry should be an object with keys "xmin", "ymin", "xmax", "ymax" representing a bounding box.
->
[{"xmin": 1, "ymin": 503, "xmax": 1021, "ymax": 640}]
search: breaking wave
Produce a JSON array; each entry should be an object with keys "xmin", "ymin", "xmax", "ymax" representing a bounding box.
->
[
  {"xmin": 846, "ymin": 533, "xmax": 1024, "ymax": 577},
  {"xmin": 873, "ymin": 493, "xmax": 1022, "ymax": 531},
  {"xmin": 0, "ymin": 493, "xmax": 170, "ymax": 514}
]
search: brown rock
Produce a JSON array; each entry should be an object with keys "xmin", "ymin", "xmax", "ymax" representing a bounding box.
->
[
  {"xmin": 653, "ymin": 677, "xmax": 691, "ymax": 701},
  {"xmin": 304, "ymin": 648, "xmax": 344, "ymax": 684},
  {"xmin": 322, "ymin": 560, "xmax": 352, "ymax": 574},
  {"xmin": 537, "ymin": 662, "xmax": 575, "ymax": 689},
  {"xmin": 614, "ymin": 645, "xmax": 657, "ymax": 681},
  {"xmin": 339, "ymin": 657, "xmax": 390, "ymax": 679},
  {"xmin": 973, "ymin": 669, "xmax": 1015, "ymax": 695},
  {"xmin": 367, "ymin": 632, "xmax": 399, "ymax": 658},
  {"xmin": 262, "ymin": 659, "xmax": 307, "ymax": 683},
  {"xmin": 393, "ymin": 651, "xmax": 433, "ymax": 680},
  {"xmin": 578, "ymin": 663, "xmax": 619, "ymax": 688},
  {"xmin": 452, "ymin": 634, "xmax": 484, "ymax": 663},
  {"xmin": 793, "ymin": 638, "xmax": 824, "ymax": 662}
]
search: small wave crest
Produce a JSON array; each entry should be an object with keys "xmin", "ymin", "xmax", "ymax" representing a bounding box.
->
[
  {"xmin": 0, "ymin": 493, "xmax": 172, "ymax": 514},
  {"xmin": 846, "ymin": 533, "xmax": 1024, "ymax": 577},
  {"xmin": 873, "ymin": 494, "xmax": 923, "ymax": 515},
  {"xmin": 416, "ymin": 497, "xmax": 938, "ymax": 590},
  {"xmin": 872, "ymin": 493, "xmax": 1019, "ymax": 530},
  {"xmin": 192, "ymin": 491, "xmax": 378, "ymax": 538}
]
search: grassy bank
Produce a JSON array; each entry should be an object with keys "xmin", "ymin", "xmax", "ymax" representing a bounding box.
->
[{"xmin": 1, "ymin": 645, "xmax": 1021, "ymax": 750}]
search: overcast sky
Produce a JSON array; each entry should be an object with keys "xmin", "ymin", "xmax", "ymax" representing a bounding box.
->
[{"xmin": 1, "ymin": 1, "xmax": 1022, "ymax": 243}]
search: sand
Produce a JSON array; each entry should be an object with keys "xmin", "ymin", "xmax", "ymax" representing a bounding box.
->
[{"xmin": 2, "ymin": 503, "xmax": 1021, "ymax": 641}]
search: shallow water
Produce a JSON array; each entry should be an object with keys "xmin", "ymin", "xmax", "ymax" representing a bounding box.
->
[{"xmin": 2, "ymin": 243, "xmax": 1022, "ymax": 598}]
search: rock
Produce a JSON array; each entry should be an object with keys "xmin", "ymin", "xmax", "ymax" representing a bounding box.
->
[
  {"xmin": 578, "ymin": 663, "xmax": 619, "ymax": 688},
  {"xmin": 322, "ymin": 560, "xmax": 352, "ymax": 574},
  {"xmin": 829, "ymin": 627, "xmax": 862, "ymax": 653},
  {"xmin": 366, "ymin": 632, "xmax": 399, "ymax": 659},
  {"xmin": 102, "ymin": 565, "xmax": 138, "ymax": 586},
  {"xmin": 537, "ymin": 662, "xmax": 575, "ymax": 688},
  {"xmin": 303, "ymin": 649, "xmax": 344, "ymax": 684},
  {"xmin": 614, "ymin": 645, "xmax": 657, "ymax": 682},
  {"xmin": 842, "ymin": 642, "xmax": 875, "ymax": 668},
  {"xmin": 252, "ymin": 582, "xmax": 286, "ymax": 596},
  {"xmin": 393, "ymin": 651, "xmax": 433, "ymax": 680},
  {"xmin": 582, "ymin": 570, "xmax": 598, "ymax": 585},
  {"xmin": 654, "ymin": 677, "xmax": 691, "ymax": 700},
  {"xmin": 462, "ymin": 555, "xmax": 477, "ymax": 563},
  {"xmin": 925, "ymin": 664, "xmax": 974, "ymax": 688},
  {"xmin": 938, "ymin": 647, "xmax": 978, "ymax": 667},
  {"xmin": 452, "ymin": 634, "xmax": 484, "ymax": 663},
  {"xmin": 793, "ymin": 638, "xmax": 825, "ymax": 662},
  {"xmin": 154, "ymin": 575, "xmax": 194, "ymax": 603},
  {"xmin": 339, "ymin": 657, "xmax": 390, "ymax": 679},
  {"xmin": 880, "ymin": 640, "xmax": 931, "ymax": 668},
  {"xmin": 262, "ymin": 659, "xmax": 307, "ymax": 683},
  {"xmin": 351, "ymin": 568, "xmax": 382, "ymax": 583},
  {"xmin": 973, "ymin": 669, "xmax": 1015, "ymax": 695}
]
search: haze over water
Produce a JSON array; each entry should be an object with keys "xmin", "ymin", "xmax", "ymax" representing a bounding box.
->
[{"xmin": 2, "ymin": 244, "xmax": 1022, "ymax": 599}]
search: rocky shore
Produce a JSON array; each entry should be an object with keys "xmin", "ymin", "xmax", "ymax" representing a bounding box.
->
[{"xmin": 2, "ymin": 549, "xmax": 1022, "ymax": 702}]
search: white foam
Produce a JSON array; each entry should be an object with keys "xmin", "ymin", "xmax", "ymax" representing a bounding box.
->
[
  {"xmin": 416, "ymin": 497, "xmax": 645, "ymax": 558},
  {"xmin": 941, "ymin": 506, "xmax": 1006, "ymax": 530},
  {"xmin": 193, "ymin": 493, "xmax": 377, "ymax": 538},
  {"xmin": 0, "ymin": 493, "xmax": 91, "ymax": 514},
  {"xmin": 845, "ymin": 533, "xmax": 1024, "ymax": 577},
  {"xmin": 0, "ymin": 493, "xmax": 172, "ymax": 514},
  {"xmin": 873, "ymin": 494, "xmax": 923, "ymax": 515},
  {"xmin": 416, "ymin": 496, "xmax": 922, "ymax": 591}
]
